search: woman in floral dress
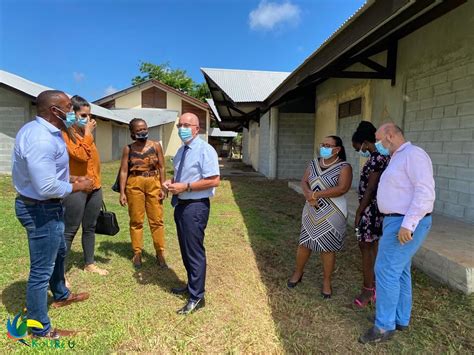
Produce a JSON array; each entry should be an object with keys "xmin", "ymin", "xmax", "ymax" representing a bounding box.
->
[{"xmin": 352, "ymin": 121, "xmax": 390, "ymax": 308}]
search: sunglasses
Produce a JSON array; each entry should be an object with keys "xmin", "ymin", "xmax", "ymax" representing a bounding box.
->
[{"xmin": 79, "ymin": 113, "xmax": 90, "ymax": 118}]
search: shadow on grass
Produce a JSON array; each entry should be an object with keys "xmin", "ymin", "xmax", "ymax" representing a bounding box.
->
[
  {"xmin": 2, "ymin": 280, "xmax": 27, "ymax": 315},
  {"xmin": 97, "ymin": 241, "xmax": 182, "ymax": 294},
  {"xmin": 228, "ymin": 174, "xmax": 474, "ymax": 353}
]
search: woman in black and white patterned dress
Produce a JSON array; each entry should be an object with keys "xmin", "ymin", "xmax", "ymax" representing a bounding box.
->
[{"xmin": 287, "ymin": 136, "xmax": 352, "ymax": 298}]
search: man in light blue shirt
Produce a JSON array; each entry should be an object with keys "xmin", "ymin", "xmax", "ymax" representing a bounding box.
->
[
  {"xmin": 165, "ymin": 112, "xmax": 220, "ymax": 315},
  {"xmin": 12, "ymin": 90, "xmax": 92, "ymax": 339}
]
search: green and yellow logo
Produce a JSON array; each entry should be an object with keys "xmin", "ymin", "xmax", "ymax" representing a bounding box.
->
[{"xmin": 6, "ymin": 311, "xmax": 43, "ymax": 346}]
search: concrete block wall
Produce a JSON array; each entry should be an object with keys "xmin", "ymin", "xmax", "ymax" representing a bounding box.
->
[
  {"xmin": 258, "ymin": 112, "xmax": 271, "ymax": 177},
  {"xmin": 277, "ymin": 113, "xmax": 314, "ymax": 180},
  {"xmin": 0, "ymin": 87, "xmax": 33, "ymax": 174},
  {"xmin": 404, "ymin": 57, "xmax": 474, "ymax": 223}
]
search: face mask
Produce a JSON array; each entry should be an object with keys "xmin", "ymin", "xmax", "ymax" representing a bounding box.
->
[
  {"xmin": 359, "ymin": 149, "xmax": 371, "ymax": 158},
  {"xmin": 135, "ymin": 132, "xmax": 148, "ymax": 141},
  {"xmin": 77, "ymin": 117, "xmax": 88, "ymax": 127},
  {"xmin": 375, "ymin": 140, "xmax": 390, "ymax": 156},
  {"xmin": 319, "ymin": 146, "xmax": 334, "ymax": 159},
  {"xmin": 178, "ymin": 127, "xmax": 193, "ymax": 143},
  {"xmin": 54, "ymin": 107, "xmax": 76, "ymax": 128},
  {"xmin": 358, "ymin": 143, "xmax": 371, "ymax": 158}
]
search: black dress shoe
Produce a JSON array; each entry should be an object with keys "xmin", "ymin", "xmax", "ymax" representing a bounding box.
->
[
  {"xmin": 321, "ymin": 291, "xmax": 332, "ymax": 299},
  {"xmin": 321, "ymin": 286, "xmax": 332, "ymax": 299},
  {"xmin": 171, "ymin": 285, "xmax": 188, "ymax": 295},
  {"xmin": 287, "ymin": 273, "xmax": 304, "ymax": 289},
  {"xmin": 359, "ymin": 326, "xmax": 395, "ymax": 344},
  {"xmin": 177, "ymin": 298, "xmax": 205, "ymax": 315},
  {"xmin": 367, "ymin": 315, "xmax": 409, "ymax": 331}
]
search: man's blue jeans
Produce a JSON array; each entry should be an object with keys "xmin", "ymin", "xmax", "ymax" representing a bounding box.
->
[
  {"xmin": 15, "ymin": 198, "xmax": 70, "ymax": 336},
  {"xmin": 374, "ymin": 215, "xmax": 432, "ymax": 331}
]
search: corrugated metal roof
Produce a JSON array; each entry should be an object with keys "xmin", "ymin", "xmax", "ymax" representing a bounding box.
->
[
  {"xmin": 205, "ymin": 98, "xmax": 221, "ymax": 122},
  {"xmin": 111, "ymin": 108, "xmax": 177, "ymax": 126},
  {"xmin": 0, "ymin": 70, "xmax": 177, "ymax": 127},
  {"xmin": 209, "ymin": 128, "xmax": 238, "ymax": 138},
  {"xmin": 201, "ymin": 68, "xmax": 290, "ymax": 103}
]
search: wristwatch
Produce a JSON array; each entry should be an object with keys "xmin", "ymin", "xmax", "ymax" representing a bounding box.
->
[{"xmin": 186, "ymin": 183, "xmax": 192, "ymax": 192}]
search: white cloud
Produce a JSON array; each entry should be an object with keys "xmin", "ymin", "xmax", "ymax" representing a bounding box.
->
[
  {"xmin": 249, "ymin": 1, "xmax": 301, "ymax": 31},
  {"xmin": 104, "ymin": 85, "xmax": 118, "ymax": 96},
  {"xmin": 73, "ymin": 71, "xmax": 85, "ymax": 83}
]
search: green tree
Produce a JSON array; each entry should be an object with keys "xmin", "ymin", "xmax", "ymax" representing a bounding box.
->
[{"xmin": 132, "ymin": 61, "xmax": 209, "ymax": 102}]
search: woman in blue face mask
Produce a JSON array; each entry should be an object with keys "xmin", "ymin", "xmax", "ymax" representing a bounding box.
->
[
  {"xmin": 62, "ymin": 95, "xmax": 108, "ymax": 284},
  {"xmin": 288, "ymin": 135, "xmax": 353, "ymax": 299},
  {"xmin": 351, "ymin": 121, "xmax": 390, "ymax": 308},
  {"xmin": 118, "ymin": 118, "xmax": 167, "ymax": 269}
]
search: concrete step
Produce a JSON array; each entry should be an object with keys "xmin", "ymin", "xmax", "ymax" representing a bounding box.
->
[{"xmin": 288, "ymin": 181, "xmax": 474, "ymax": 294}]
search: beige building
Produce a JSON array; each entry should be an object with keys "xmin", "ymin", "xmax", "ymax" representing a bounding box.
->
[
  {"xmin": 204, "ymin": 0, "xmax": 473, "ymax": 293},
  {"xmin": 93, "ymin": 79, "xmax": 211, "ymax": 157},
  {"xmin": 0, "ymin": 70, "xmax": 177, "ymax": 173}
]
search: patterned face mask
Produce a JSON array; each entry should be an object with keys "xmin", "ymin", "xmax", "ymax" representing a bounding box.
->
[{"xmin": 135, "ymin": 132, "xmax": 149, "ymax": 141}]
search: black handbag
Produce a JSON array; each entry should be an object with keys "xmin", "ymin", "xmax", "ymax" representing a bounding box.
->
[
  {"xmin": 95, "ymin": 202, "xmax": 120, "ymax": 236},
  {"xmin": 112, "ymin": 144, "xmax": 131, "ymax": 193}
]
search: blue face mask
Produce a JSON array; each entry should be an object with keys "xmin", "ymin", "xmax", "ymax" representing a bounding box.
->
[
  {"xmin": 359, "ymin": 149, "xmax": 371, "ymax": 158},
  {"xmin": 65, "ymin": 112, "xmax": 77, "ymax": 128},
  {"xmin": 178, "ymin": 127, "xmax": 193, "ymax": 143},
  {"xmin": 358, "ymin": 143, "xmax": 371, "ymax": 158},
  {"xmin": 77, "ymin": 118, "xmax": 88, "ymax": 127},
  {"xmin": 54, "ymin": 107, "xmax": 76, "ymax": 128},
  {"xmin": 319, "ymin": 146, "xmax": 334, "ymax": 159},
  {"xmin": 375, "ymin": 140, "xmax": 390, "ymax": 156}
]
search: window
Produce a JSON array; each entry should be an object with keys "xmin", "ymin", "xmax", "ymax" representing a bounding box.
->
[{"xmin": 338, "ymin": 98, "xmax": 361, "ymax": 118}]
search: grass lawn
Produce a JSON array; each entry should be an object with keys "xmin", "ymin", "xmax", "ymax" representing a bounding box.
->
[{"xmin": 0, "ymin": 160, "xmax": 473, "ymax": 353}]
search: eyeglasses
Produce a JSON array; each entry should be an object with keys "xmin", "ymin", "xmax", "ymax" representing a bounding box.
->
[
  {"xmin": 319, "ymin": 143, "xmax": 336, "ymax": 148},
  {"xmin": 176, "ymin": 123, "xmax": 197, "ymax": 129}
]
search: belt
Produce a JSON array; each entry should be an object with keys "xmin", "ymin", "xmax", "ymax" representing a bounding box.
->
[
  {"xmin": 129, "ymin": 170, "xmax": 159, "ymax": 177},
  {"xmin": 384, "ymin": 213, "xmax": 431, "ymax": 217},
  {"xmin": 177, "ymin": 198, "xmax": 209, "ymax": 205},
  {"xmin": 17, "ymin": 194, "xmax": 62, "ymax": 204}
]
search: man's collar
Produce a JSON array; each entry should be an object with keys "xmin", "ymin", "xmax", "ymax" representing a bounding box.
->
[
  {"xmin": 393, "ymin": 141, "xmax": 411, "ymax": 155},
  {"xmin": 185, "ymin": 135, "xmax": 201, "ymax": 149},
  {"xmin": 36, "ymin": 116, "xmax": 61, "ymax": 134}
]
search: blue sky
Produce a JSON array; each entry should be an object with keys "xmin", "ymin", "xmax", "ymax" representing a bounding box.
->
[{"xmin": 0, "ymin": 0, "xmax": 365, "ymax": 101}]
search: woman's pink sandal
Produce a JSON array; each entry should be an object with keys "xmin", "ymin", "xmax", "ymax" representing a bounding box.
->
[{"xmin": 353, "ymin": 287, "xmax": 376, "ymax": 308}]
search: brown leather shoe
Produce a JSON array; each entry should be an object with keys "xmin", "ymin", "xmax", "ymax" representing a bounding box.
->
[
  {"xmin": 132, "ymin": 253, "xmax": 142, "ymax": 269},
  {"xmin": 51, "ymin": 292, "xmax": 89, "ymax": 308},
  {"xmin": 31, "ymin": 329, "xmax": 77, "ymax": 339}
]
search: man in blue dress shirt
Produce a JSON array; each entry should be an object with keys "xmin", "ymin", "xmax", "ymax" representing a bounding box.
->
[
  {"xmin": 12, "ymin": 90, "xmax": 93, "ymax": 339},
  {"xmin": 165, "ymin": 112, "xmax": 220, "ymax": 315}
]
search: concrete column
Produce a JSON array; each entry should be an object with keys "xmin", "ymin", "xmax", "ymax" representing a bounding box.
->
[{"xmin": 268, "ymin": 106, "xmax": 279, "ymax": 179}]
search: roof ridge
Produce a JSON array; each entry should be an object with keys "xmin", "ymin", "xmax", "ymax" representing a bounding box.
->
[{"xmin": 201, "ymin": 67, "xmax": 291, "ymax": 75}]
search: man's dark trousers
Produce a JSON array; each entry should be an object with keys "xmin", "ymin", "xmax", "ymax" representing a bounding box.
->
[{"xmin": 174, "ymin": 199, "xmax": 210, "ymax": 301}]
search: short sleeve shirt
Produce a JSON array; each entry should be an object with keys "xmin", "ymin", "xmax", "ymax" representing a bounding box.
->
[{"xmin": 173, "ymin": 136, "xmax": 220, "ymax": 199}]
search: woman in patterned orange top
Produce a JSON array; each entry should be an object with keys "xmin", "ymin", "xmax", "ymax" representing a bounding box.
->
[{"xmin": 119, "ymin": 118, "xmax": 167, "ymax": 268}]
